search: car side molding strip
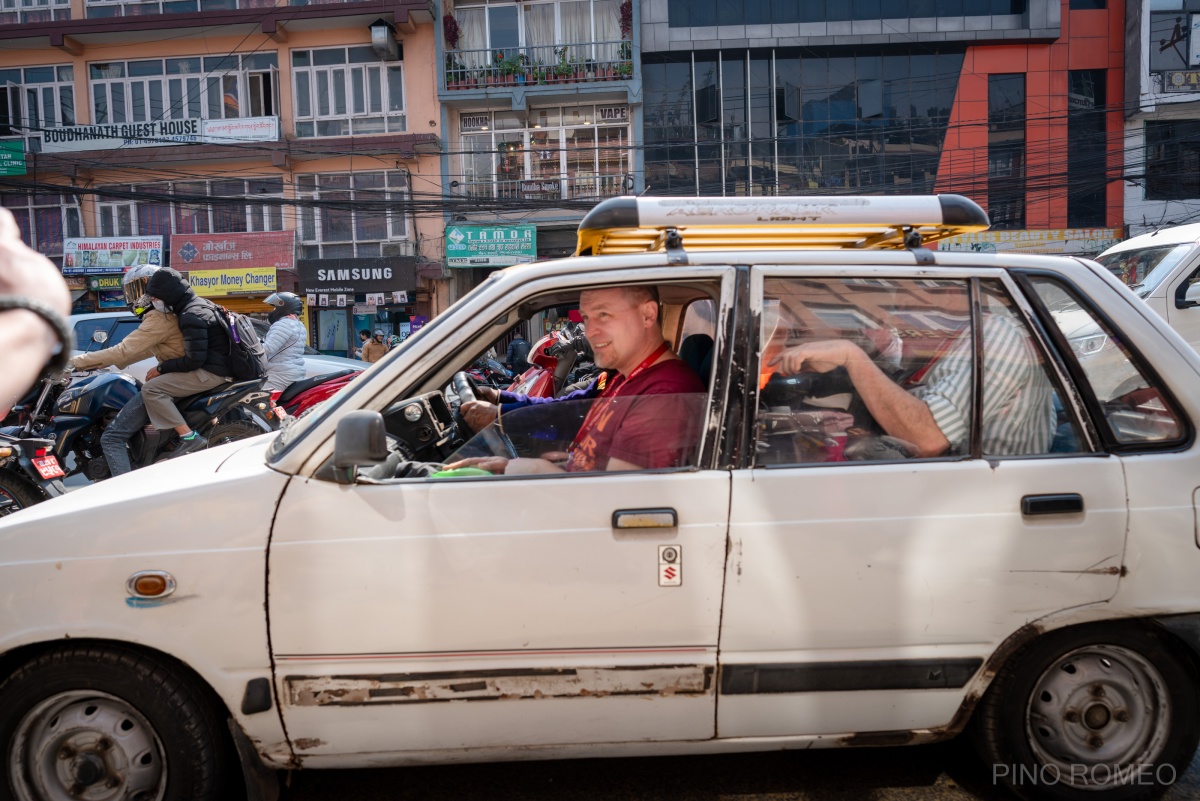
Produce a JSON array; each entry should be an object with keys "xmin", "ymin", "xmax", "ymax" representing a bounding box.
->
[{"xmin": 720, "ymin": 658, "xmax": 984, "ymax": 694}]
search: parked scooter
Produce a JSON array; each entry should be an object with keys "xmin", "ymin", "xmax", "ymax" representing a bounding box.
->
[
  {"xmin": 3, "ymin": 367, "xmax": 276, "ymax": 482},
  {"xmin": 0, "ymin": 431, "xmax": 67, "ymax": 515},
  {"xmin": 466, "ymin": 356, "xmax": 513, "ymax": 389}
]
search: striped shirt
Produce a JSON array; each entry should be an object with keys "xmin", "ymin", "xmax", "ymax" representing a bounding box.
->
[{"xmin": 910, "ymin": 314, "xmax": 1055, "ymax": 456}]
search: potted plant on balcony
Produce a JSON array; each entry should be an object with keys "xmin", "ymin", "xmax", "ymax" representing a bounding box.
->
[
  {"xmin": 618, "ymin": 0, "xmax": 633, "ymax": 78},
  {"xmin": 553, "ymin": 47, "xmax": 572, "ymax": 83}
]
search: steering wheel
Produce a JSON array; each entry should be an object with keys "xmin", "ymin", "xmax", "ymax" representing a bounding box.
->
[{"xmin": 452, "ymin": 371, "xmax": 517, "ymax": 459}]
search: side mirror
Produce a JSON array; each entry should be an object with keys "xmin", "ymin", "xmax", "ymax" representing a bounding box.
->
[
  {"xmin": 1184, "ymin": 282, "xmax": 1200, "ymax": 307},
  {"xmin": 92, "ymin": 330, "xmax": 108, "ymax": 344},
  {"xmin": 331, "ymin": 410, "xmax": 389, "ymax": 485}
]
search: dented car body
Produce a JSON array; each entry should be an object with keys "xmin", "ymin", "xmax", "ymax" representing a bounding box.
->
[{"xmin": 4, "ymin": 196, "xmax": 1200, "ymax": 801}]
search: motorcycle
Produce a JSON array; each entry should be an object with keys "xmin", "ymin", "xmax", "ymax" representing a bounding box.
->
[
  {"xmin": 3, "ymin": 368, "xmax": 277, "ymax": 482},
  {"xmin": 272, "ymin": 368, "xmax": 362, "ymax": 420},
  {"xmin": 507, "ymin": 319, "xmax": 596, "ymax": 399},
  {"xmin": 0, "ymin": 431, "xmax": 68, "ymax": 515},
  {"xmin": 466, "ymin": 356, "xmax": 512, "ymax": 389}
]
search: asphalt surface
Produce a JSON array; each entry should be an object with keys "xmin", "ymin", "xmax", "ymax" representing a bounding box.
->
[{"xmin": 278, "ymin": 741, "xmax": 1200, "ymax": 801}]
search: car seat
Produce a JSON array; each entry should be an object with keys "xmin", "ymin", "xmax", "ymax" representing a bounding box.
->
[{"xmin": 679, "ymin": 334, "xmax": 714, "ymax": 389}]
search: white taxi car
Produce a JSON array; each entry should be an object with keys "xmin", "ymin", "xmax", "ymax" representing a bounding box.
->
[{"xmin": 3, "ymin": 196, "xmax": 1199, "ymax": 801}]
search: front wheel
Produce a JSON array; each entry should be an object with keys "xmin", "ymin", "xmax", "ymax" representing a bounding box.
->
[
  {"xmin": 0, "ymin": 645, "xmax": 235, "ymax": 801},
  {"xmin": 0, "ymin": 471, "xmax": 44, "ymax": 517},
  {"xmin": 207, "ymin": 420, "xmax": 266, "ymax": 448},
  {"xmin": 973, "ymin": 624, "xmax": 1199, "ymax": 801}
]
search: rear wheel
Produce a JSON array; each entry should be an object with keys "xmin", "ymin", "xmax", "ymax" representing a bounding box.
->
[
  {"xmin": 206, "ymin": 420, "xmax": 265, "ymax": 448},
  {"xmin": 0, "ymin": 644, "xmax": 235, "ymax": 801},
  {"xmin": 0, "ymin": 471, "xmax": 44, "ymax": 517},
  {"xmin": 973, "ymin": 624, "xmax": 1199, "ymax": 801}
]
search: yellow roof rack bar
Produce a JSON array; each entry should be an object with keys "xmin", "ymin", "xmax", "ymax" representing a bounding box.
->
[{"xmin": 574, "ymin": 195, "xmax": 990, "ymax": 258}]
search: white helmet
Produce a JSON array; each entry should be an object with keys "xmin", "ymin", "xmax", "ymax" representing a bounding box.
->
[{"xmin": 123, "ymin": 263, "xmax": 162, "ymax": 313}]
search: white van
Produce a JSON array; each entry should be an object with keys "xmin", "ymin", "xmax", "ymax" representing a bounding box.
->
[{"xmin": 1095, "ymin": 223, "xmax": 1200, "ymax": 350}]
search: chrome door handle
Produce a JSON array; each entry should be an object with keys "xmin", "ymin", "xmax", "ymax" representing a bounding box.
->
[
  {"xmin": 1021, "ymin": 494, "xmax": 1083, "ymax": 516},
  {"xmin": 612, "ymin": 508, "xmax": 677, "ymax": 529}
]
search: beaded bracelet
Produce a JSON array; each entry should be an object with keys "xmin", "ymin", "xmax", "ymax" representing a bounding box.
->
[{"xmin": 0, "ymin": 295, "xmax": 75, "ymax": 373}]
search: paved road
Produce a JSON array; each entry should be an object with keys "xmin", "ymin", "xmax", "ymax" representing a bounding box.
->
[{"xmin": 278, "ymin": 741, "xmax": 1200, "ymax": 801}]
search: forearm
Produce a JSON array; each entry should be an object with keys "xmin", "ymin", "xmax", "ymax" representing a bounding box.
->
[{"xmin": 846, "ymin": 353, "xmax": 950, "ymax": 457}]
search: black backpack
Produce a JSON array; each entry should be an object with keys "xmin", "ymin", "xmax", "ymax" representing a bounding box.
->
[{"xmin": 220, "ymin": 308, "xmax": 268, "ymax": 381}]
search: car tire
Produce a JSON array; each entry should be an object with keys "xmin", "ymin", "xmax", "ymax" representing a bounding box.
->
[
  {"xmin": 207, "ymin": 420, "xmax": 265, "ymax": 448},
  {"xmin": 972, "ymin": 623, "xmax": 1199, "ymax": 801},
  {"xmin": 0, "ymin": 471, "xmax": 45, "ymax": 517},
  {"xmin": 0, "ymin": 644, "xmax": 236, "ymax": 801}
]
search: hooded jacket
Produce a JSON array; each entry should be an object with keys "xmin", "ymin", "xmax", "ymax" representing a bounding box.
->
[{"xmin": 144, "ymin": 267, "xmax": 233, "ymax": 378}]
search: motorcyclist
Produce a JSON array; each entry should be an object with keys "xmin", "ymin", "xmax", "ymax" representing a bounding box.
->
[
  {"xmin": 69, "ymin": 264, "xmax": 186, "ymax": 476},
  {"xmin": 262, "ymin": 291, "xmax": 306, "ymax": 393}
]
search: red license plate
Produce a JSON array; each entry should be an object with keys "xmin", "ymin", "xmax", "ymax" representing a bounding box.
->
[{"xmin": 32, "ymin": 455, "xmax": 64, "ymax": 480}]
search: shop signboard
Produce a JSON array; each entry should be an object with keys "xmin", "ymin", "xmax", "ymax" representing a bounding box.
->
[
  {"xmin": 445, "ymin": 224, "xmax": 537, "ymax": 267},
  {"xmin": 64, "ymin": 237, "xmax": 162, "ymax": 275},
  {"xmin": 170, "ymin": 230, "xmax": 294, "ymax": 296},
  {"xmin": 40, "ymin": 117, "xmax": 280, "ymax": 153},
  {"xmin": 0, "ymin": 141, "xmax": 25, "ymax": 176},
  {"xmin": 87, "ymin": 275, "xmax": 125, "ymax": 291},
  {"xmin": 935, "ymin": 228, "xmax": 1123, "ymax": 256},
  {"xmin": 297, "ymin": 257, "xmax": 417, "ymax": 295}
]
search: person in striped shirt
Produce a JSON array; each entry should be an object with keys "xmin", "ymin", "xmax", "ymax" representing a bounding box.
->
[{"xmin": 769, "ymin": 312, "xmax": 1055, "ymax": 458}]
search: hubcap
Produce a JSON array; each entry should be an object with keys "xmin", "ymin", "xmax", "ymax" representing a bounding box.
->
[
  {"xmin": 1026, "ymin": 644, "xmax": 1170, "ymax": 790},
  {"xmin": 9, "ymin": 691, "xmax": 166, "ymax": 801}
]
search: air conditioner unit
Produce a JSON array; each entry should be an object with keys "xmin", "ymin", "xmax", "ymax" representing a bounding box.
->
[{"xmin": 383, "ymin": 241, "xmax": 417, "ymax": 257}]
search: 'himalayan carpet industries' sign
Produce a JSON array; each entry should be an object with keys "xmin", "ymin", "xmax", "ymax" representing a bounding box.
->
[
  {"xmin": 40, "ymin": 117, "xmax": 279, "ymax": 153},
  {"xmin": 63, "ymin": 237, "xmax": 162, "ymax": 275},
  {"xmin": 170, "ymin": 231, "xmax": 295, "ymax": 297},
  {"xmin": 446, "ymin": 224, "xmax": 537, "ymax": 267},
  {"xmin": 936, "ymin": 228, "xmax": 1123, "ymax": 256}
]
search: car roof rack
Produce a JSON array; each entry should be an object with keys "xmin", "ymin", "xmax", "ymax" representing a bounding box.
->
[{"xmin": 574, "ymin": 195, "xmax": 990, "ymax": 264}]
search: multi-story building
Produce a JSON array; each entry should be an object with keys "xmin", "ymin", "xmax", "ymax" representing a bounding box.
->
[
  {"xmin": 0, "ymin": 0, "xmax": 447, "ymax": 356},
  {"xmin": 639, "ymin": 0, "xmax": 1127, "ymax": 257},
  {"xmin": 1123, "ymin": 0, "xmax": 1200, "ymax": 236},
  {"xmin": 437, "ymin": 0, "xmax": 639, "ymax": 298}
]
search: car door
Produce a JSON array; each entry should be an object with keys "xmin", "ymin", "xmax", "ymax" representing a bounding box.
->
[
  {"xmin": 267, "ymin": 269, "xmax": 735, "ymax": 760},
  {"xmin": 1162, "ymin": 254, "xmax": 1200, "ymax": 349},
  {"xmin": 717, "ymin": 266, "xmax": 1128, "ymax": 738}
]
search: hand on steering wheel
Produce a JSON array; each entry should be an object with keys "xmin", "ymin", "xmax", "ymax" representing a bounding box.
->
[{"xmin": 452, "ymin": 371, "xmax": 517, "ymax": 459}]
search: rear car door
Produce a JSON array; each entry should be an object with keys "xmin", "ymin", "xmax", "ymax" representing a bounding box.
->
[
  {"xmin": 718, "ymin": 266, "xmax": 1128, "ymax": 738},
  {"xmin": 267, "ymin": 268, "xmax": 736, "ymax": 761}
]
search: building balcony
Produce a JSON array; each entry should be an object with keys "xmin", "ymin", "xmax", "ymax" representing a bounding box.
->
[
  {"xmin": 83, "ymin": 0, "xmax": 366, "ymax": 18},
  {"xmin": 456, "ymin": 174, "xmax": 626, "ymax": 203},
  {"xmin": 0, "ymin": 0, "xmax": 69, "ymax": 25},
  {"xmin": 444, "ymin": 41, "xmax": 632, "ymax": 94}
]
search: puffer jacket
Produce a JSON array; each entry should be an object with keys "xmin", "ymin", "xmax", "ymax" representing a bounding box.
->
[
  {"xmin": 71, "ymin": 310, "xmax": 185, "ymax": 371},
  {"xmin": 263, "ymin": 316, "xmax": 307, "ymax": 392},
  {"xmin": 144, "ymin": 267, "xmax": 233, "ymax": 378}
]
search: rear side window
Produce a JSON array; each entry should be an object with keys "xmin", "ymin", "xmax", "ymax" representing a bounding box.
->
[
  {"xmin": 1028, "ymin": 276, "xmax": 1185, "ymax": 446},
  {"xmin": 73, "ymin": 318, "xmax": 116, "ymax": 348},
  {"xmin": 754, "ymin": 277, "xmax": 1080, "ymax": 465},
  {"xmin": 110, "ymin": 319, "xmax": 141, "ymax": 347}
]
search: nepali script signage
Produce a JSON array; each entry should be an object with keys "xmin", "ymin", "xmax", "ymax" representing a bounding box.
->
[
  {"xmin": 935, "ymin": 228, "xmax": 1123, "ymax": 256},
  {"xmin": 170, "ymin": 231, "xmax": 295, "ymax": 297},
  {"xmin": 40, "ymin": 117, "xmax": 279, "ymax": 153},
  {"xmin": 63, "ymin": 237, "xmax": 163, "ymax": 275},
  {"xmin": 445, "ymin": 224, "xmax": 537, "ymax": 267}
]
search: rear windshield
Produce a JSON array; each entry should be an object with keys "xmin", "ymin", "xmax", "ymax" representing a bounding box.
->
[{"xmin": 1094, "ymin": 243, "xmax": 1195, "ymax": 296}]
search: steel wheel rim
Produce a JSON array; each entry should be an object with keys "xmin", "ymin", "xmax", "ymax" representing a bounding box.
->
[
  {"xmin": 10, "ymin": 690, "xmax": 166, "ymax": 801},
  {"xmin": 1025, "ymin": 644, "xmax": 1171, "ymax": 790}
]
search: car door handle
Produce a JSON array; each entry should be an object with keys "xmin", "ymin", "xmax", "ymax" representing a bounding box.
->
[
  {"xmin": 612, "ymin": 508, "xmax": 677, "ymax": 529},
  {"xmin": 1021, "ymin": 494, "xmax": 1084, "ymax": 516}
]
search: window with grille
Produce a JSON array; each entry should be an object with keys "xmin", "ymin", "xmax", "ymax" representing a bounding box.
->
[
  {"xmin": 292, "ymin": 46, "xmax": 405, "ymax": 138},
  {"xmin": 0, "ymin": 65, "xmax": 75, "ymax": 153},
  {"xmin": 295, "ymin": 171, "xmax": 411, "ymax": 258}
]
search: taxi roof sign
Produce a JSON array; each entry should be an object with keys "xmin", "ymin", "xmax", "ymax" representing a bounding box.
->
[{"xmin": 575, "ymin": 195, "xmax": 990, "ymax": 257}]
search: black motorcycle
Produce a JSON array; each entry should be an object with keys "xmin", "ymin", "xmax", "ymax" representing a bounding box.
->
[
  {"xmin": 0, "ymin": 431, "xmax": 67, "ymax": 515},
  {"xmin": 3, "ymin": 368, "xmax": 276, "ymax": 481}
]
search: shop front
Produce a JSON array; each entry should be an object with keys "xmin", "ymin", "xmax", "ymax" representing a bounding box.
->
[
  {"xmin": 297, "ymin": 257, "xmax": 419, "ymax": 357},
  {"xmin": 169, "ymin": 231, "xmax": 296, "ymax": 317},
  {"xmin": 63, "ymin": 236, "xmax": 163, "ymax": 313}
]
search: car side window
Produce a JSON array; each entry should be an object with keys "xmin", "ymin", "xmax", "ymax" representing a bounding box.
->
[
  {"xmin": 1028, "ymin": 276, "xmax": 1184, "ymax": 446},
  {"xmin": 110, "ymin": 319, "xmax": 141, "ymax": 347},
  {"xmin": 754, "ymin": 277, "xmax": 1079, "ymax": 465},
  {"xmin": 73, "ymin": 319, "xmax": 114, "ymax": 348}
]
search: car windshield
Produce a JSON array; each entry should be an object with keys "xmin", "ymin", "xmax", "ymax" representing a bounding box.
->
[{"xmin": 1094, "ymin": 244, "xmax": 1195, "ymax": 296}]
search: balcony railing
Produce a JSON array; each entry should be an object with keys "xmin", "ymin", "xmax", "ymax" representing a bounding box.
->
[
  {"xmin": 445, "ymin": 41, "xmax": 632, "ymax": 90},
  {"xmin": 459, "ymin": 174, "xmax": 626, "ymax": 201}
]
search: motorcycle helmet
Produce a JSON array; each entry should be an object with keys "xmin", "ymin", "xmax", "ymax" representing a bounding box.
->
[
  {"xmin": 264, "ymin": 291, "xmax": 303, "ymax": 324},
  {"xmin": 388, "ymin": 335, "xmax": 402, "ymax": 348},
  {"xmin": 122, "ymin": 264, "xmax": 162, "ymax": 315}
]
